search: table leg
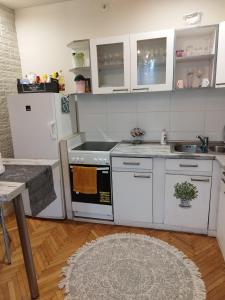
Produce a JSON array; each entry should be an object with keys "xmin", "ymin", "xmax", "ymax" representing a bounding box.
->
[
  {"xmin": 13, "ymin": 195, "xmax": 39, "ymax": 299},
  {"xmin": 0, "ymin": 201, "xmax": 11, "ymax": 264}
]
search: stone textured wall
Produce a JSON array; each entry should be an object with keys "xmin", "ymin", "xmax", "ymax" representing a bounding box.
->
[{"xmin": 0, "ymin": 6, "xmax": 21, "ymax": 157}]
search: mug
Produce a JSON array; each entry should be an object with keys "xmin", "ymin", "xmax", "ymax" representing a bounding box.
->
[{"xmin": 201, "ymin": 78, "xmax": 209, "ymax": 88}]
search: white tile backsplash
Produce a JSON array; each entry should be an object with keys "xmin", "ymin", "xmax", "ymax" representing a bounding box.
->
[
  {"xmin": 106, "ymin": 94, "xmax": 137, "ymax": 113},
  {"xmin": 137, "ymin": 92, "xmax": 170, "ymax": 112},
  {"xmin": 79, "ymin": 113, "xmax": 107, "ymax": 132},
  {"xmin": 107, "ymin": 113, "xmax": 137, "ymax": 132},
  {"xmin": 205, "ymin": 110, "xmax": 225, "ymax": 132},
  {"xmin": 170, "ymin": 90, "xmax": 206, "ymax": 111},
  {"xmin": 77, "ymin": 89, "xmax": 225, "ymax": 142},
  {"xmin": 170, "ymin": 111, "xmax": 205, "ymax": 132},
  {"xmin": 137, "ymin": 112, "xmax": 170, "ymax": 131}
]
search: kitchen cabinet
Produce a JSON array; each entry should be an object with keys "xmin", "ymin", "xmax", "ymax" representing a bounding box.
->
[
  {"xmin": 112, "ymin": 171, "xmax": 152, "ymax": 224},
  {"xmin": 90, "ymin": 35, "xmax": 130, "ymax": 94},
  {"xmin": 112, "ymin": 157, "xmax": 153, "ymax": 225},
  {"xmin": 130, "ymin": 29, "xmax": 174, "ymax": 92},
  {"xmin": 216, "ymin": 22, "xmax": 225, "ymax": 88},
  {"xmin": 217, "ymin": 171, "xmax": 225, "ymax": 259},
  {"xmin": 175, "ymin": 25, "xmax": 218, "ymax": 89},
  {"xmin": 164, "ymin": 174, "xmax": 211, "ymax": 232}
]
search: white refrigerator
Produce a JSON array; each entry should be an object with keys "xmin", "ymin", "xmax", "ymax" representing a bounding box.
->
[{"xmin": 7, "ymin": 93, "xmax": 77, "ymax": 219}]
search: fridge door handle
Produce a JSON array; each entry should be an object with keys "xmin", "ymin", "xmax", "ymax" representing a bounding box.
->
[{"xmin": 49, "ymin": 121, "xmax": 57, "ymax": 140}]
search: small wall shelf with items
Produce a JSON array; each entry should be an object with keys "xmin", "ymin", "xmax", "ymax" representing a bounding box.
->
[
  {"xmin": 175, "ymin": 25, "xmax": 218, "ymax": 89},
  {"xmin": 67, "ymin": 39, "xmax": 92, "ymax": 93}
]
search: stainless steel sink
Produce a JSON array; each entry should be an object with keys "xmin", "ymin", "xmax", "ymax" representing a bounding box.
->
[
  {"xmin": 173, "ymin": 144, "xmax": 203, "ymax": 153},
  {"xmin": 208, "ymin": 145, "xmax": 225, "ymax": 153}
]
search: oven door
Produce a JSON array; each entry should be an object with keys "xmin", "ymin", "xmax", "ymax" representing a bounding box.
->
[{"xmin": 69, "ymin": 165, "xmax": 111, "ymax": 205}]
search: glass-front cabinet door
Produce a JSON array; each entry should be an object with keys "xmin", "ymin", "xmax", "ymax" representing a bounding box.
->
[
  {"xmin": 130, "ymin": 29, "xmax": 174, "ymax": 92},
  {"xmin": 90, "ymin": 35, "xmax": 130, "ymax": 94}
]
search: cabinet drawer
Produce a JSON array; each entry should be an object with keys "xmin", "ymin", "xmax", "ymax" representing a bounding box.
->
[
  {"xmin": 112, "ymin": 157, "xmax": 152, "ymax": 170},
  {"xmin": 165, "ymin": 159, "xmax": 212, "ymax": 173}
]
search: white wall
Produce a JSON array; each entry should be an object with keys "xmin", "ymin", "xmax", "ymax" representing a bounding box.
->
[
  {"xmin": 15, "ymin": 0, "xmax": 225, "ymax": 142},
  {"xmin": 15, "ymin": 0, "xmax": 225, "ymax": 93},
  {"xmin": 78, "ymin": 89, "xmax": 225, "ymax": 142}
]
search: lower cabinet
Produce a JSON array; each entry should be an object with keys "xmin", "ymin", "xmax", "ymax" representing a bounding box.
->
[
  {"xmin": 217, "ymin": 175, "xmax": 225, "ymax": 259},
  {"xmin": 164, "ymin": 174, "xmax": 211, "ymax": 231},
  {"xmin": 112, "ymin": 171, "xmax": 153, "ymax": 224}
]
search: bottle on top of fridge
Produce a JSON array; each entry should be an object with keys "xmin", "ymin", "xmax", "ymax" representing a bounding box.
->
[
  {"xmin": 161, "ymin": 129, "xmax": 167, "ymax": 145},
  {"xmin": 58, "ymin": 70, "xmax": 65, "ymax": 92}
]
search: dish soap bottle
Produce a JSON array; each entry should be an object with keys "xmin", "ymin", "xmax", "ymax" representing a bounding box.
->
[
  {"xmin": 58, "ymin": 70, "xmax": 65, "ymax": 92},
  {"xmin": 161, "ymin": 129, "xmax": 167, "ymax": 145}
]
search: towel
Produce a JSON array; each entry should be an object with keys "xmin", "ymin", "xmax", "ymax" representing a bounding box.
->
[
  {"xmin": 72, "ymin": 166, "xmax": 97, "ymax": 194},
  {"xmin": 0, "ymin": 165, "xmax": 56, "ymax": 216}
]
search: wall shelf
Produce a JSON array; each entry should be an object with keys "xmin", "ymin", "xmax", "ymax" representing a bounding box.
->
[
  {"xmin": 69, "ymin": 66, "xmax": 91, "ymax": 73},
  {"xmin": 176, "ymin": 53, "xmax": 215, "ymax": 63}
]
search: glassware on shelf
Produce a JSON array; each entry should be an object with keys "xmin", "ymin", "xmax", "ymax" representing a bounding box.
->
[
  {"xmin": 192, "ymin": 68, "xmax": 202, "ymax": 88},
  {"xmin": 187, "ymin": 68, "xmax": 194, "ymax": 88},
  {"xmin": 186, "ymin": 45, "xmax": 194, "ymax": 57}
]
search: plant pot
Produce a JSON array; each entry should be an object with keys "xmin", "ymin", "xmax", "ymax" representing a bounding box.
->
[
  {"xmin": 131, "ymin": 136, "xmax": 143, "ymax": 145},
  {"xmin": 179, "ymin": 198, "xmax": 191, "ymax": 208},
  {"xmin": 75, "ymin": 80, "xmax": 86, "ymax": 93}
]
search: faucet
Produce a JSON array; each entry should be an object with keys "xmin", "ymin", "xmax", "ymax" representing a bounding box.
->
[{"xmin": 196, "ymin": 135, "xmax": 209, "ymax": 153}]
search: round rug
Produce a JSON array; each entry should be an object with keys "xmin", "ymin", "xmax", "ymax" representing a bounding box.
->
[{"xmin": 59, "ymin": 233, "xmax": 206, "ymax": 300}]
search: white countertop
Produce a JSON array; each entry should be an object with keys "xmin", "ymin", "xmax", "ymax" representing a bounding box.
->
[
  {"xmin": 215, "ymin": 155, "xmax": 225, "ymax": 169},
  {"xmin": 0, "ymin": 181, "xmax": 25, "ymax": 202},
  {"xmin": 111, "ymin": 143, "xmax": 225, "ymax": 168},
  {"xmin": 3, "ymin": 158, "xmax": 59, "ymax": 168}
]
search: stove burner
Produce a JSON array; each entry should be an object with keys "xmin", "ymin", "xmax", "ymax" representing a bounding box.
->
[{"xmin": 72, "ymin": 142, "xmax": 118, "ymax": 152}]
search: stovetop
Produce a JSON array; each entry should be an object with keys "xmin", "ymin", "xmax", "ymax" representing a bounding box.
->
[{"xmin": 72, "ymin": 142, "xmax": 118, "ymax": 152}]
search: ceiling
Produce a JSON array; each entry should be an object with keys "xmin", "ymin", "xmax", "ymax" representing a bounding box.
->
[{"xmin": 0, "ymin": 0, "xmax": 72, "ymax": 10}]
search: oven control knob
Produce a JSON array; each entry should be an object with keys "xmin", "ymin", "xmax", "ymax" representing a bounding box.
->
[
  {"xmin": 80, "ymin": 158, "xmax": 84, "ymax": 163},
  {"xmin": 75, "ymin": 157, "xmax": 80, "ymax": 163},
  {"xmin": 94, "ymin": 158, "xmax": 98, "ymax": 162}
]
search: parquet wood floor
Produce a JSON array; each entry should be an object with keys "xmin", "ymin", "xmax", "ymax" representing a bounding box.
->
[{"xmin": 0, "ymin": 216, "xmax": 225, "ymax": 300}]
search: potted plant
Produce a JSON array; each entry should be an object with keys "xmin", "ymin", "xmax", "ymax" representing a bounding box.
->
[
  {"xmin": 130, "ymin": 128, "xmax": 145, "ymax": 144},
  {"xmin": 174, "ymin": 181, "xmax": 198, "ymax": 208},
  {"xmin": 72, "ymin": 52, "xmax": 85, "ymax": 68}
]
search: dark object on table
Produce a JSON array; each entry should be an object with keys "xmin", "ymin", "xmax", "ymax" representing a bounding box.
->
[
  {"xmin": 0, "ymin": 165, "xmax": 56, "ymax": 216},
  {"xmin": 17, "ymin": 78, "xmax": 59, "ymax": 93}
]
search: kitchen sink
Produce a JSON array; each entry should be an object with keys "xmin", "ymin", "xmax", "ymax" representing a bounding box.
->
[
  {"xmin": 173, "ymin": 144, "xmax": 203, "ymax": 153},
  {"xmin": 208, "ymin": 145, "xmax": 225, "ymax": 153}
]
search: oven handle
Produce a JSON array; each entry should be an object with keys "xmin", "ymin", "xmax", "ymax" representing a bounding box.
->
[{"xmin": 70, "ymin": 166, "xmax": 109, "ymax": 171}]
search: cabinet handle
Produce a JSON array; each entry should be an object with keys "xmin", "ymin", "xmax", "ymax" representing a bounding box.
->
[
  {"xmin": 179, "ymin": 164, "xmax": 198, "ymax": 168},
  {"xmin": 221, "ymin": 178, "xmax": 225, "ymax": 184},
  {"xmin": 132, "ymin": 87, "xmax": 149, "ymax": 91},
  {"xmin": 134, "ymin": 173, "xmax": 151, "ymax": 178},
  {"xmin": 123, "ymin": 162, "xmax": 140, "ymax": 166},
  {"xmin": 216, "ymin": 83, "xmax": 225, "ymax": 86},
  {"xmin": 112, "ymin": 88, "xmax": 129, "ymax": 92},
  {"xmin": 191, "ymin": 178, "xmax": 210, "ymax": 182}
]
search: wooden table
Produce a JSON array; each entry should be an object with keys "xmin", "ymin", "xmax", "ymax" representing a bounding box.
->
[{"xmin": 0, "ymin": 181, "xmax": 39, "ymax": 299}]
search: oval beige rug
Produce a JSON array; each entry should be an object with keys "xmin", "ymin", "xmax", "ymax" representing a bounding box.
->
[{"xmin": 59, "ymin": 233, "xmax": 206, "ymax": 300}]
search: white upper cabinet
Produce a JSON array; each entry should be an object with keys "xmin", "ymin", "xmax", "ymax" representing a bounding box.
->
[
  {"xmin": 130, "ymin": 29, "xmax": 175, "ymax": 92},
  {"xmin": 216, "ymin": 21, "xmax": 225, "ymax": 88},
  {"xmin": 90, "ymin": 35, "xmax": 130, "ymax": 94}
]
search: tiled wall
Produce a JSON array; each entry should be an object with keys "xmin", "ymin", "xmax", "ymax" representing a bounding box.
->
[
  {"xmin": 78, "ymin": 89, "xmax": 225, "ymax": 142},
  {"xmin": 0, "ymin": 6, "xmax": 21, "ymax": 157}
]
